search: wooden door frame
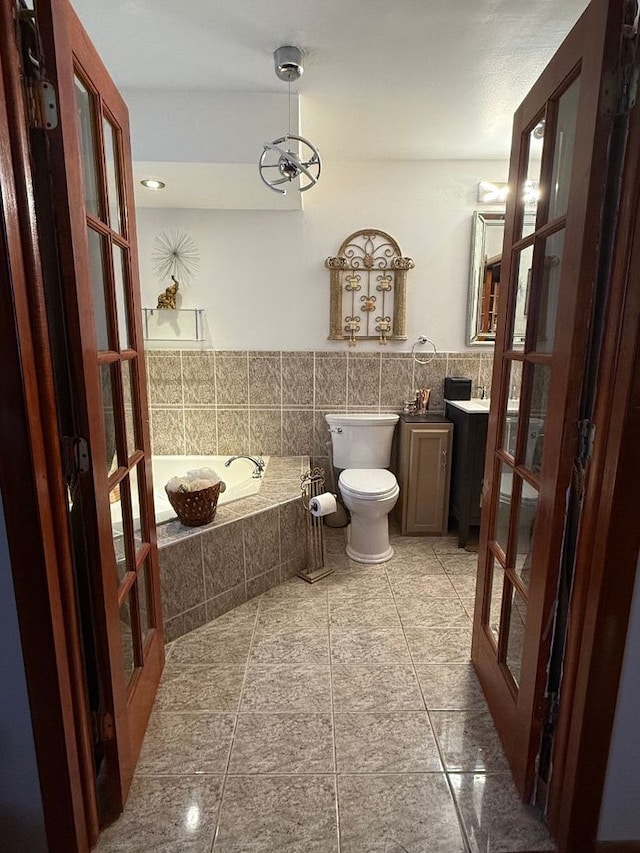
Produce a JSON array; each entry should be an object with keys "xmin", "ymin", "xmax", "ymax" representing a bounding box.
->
[
  {"xmin": 547, "ymin": 88, "xmax": 640, "ymax": 852},
  {"xmin": 0, "ymin": 3, "xmax": 96, "ymax": 849}
]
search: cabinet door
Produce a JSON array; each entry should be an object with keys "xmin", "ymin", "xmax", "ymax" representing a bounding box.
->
[{"xmin": 402, "ymin": 425, "xmax": 452, "ymax": 534}]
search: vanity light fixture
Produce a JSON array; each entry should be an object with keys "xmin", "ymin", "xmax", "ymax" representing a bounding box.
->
[
  {"xmin": 477, "ymin": 181, "xmax": 509, "ymax": 204},
  {"xmin": 478, "ymin": 180, "xmax": 540, "ymax": 206},
  {"xmin": 523, "ymin": 180, "xmax": 541, "ymax": 205},
  {"xmin": 258, "ymin": 45, "xmax": 321, "ymax": 195},
  {"xmin": 140, "ymin": 178, "xmax": 166, "ymax": 190}
]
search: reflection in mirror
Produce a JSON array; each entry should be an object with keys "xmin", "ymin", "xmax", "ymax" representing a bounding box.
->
[
  {"xmin": 467, "ymin": 212, "xmax": 505, "ymax": 346},
  {"xmin": 467, "ymin": 211, "xmax": 536, "ymax": 346}
]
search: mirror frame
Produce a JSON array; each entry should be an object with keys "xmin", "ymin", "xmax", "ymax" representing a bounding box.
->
[{"xmin": 466, "ymin": 211, "xmax": 505, "ymax": 346}]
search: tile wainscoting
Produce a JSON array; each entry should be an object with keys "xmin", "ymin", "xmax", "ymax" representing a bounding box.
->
[{"xmin": 147, "ymin": 349, "xmax": 494, "ymax": 465}]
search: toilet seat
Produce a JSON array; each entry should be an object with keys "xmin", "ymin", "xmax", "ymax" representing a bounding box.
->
[{"xmin": 339, "ymin": 468, "xmax": 398, "ymax": 501}]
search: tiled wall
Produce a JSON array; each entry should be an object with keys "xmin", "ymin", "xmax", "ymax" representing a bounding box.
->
[{"xmin": 147, "ymin": 349, "xmax": 494, "ymax": 464}]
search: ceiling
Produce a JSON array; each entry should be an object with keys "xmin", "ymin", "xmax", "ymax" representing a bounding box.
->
[{"xmin": 71, "ymin": 0, "xmax": 589, "ymax": 161}]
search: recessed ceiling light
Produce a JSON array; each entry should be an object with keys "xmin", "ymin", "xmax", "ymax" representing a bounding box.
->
[{"xmin": 140, "ymin": 178, "xmax": 165, "ymax": 190}]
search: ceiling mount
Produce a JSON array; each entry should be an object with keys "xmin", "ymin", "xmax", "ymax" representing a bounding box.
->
[
  {"xmin": 258, "ymin": 44, "xmax": 321, "ymax": 195},
  {"xmin": 274, "ymin": 45, "xmax": 304, "ymax": 82}
]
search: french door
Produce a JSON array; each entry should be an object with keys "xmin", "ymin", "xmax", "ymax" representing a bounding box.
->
[
  {"xmin": 35, "ymin": 0, "xmax": 164, "ymax": 822},
  {"xmin": 472, "ymin": 0, "xmax": 630, "ymax": 798}
]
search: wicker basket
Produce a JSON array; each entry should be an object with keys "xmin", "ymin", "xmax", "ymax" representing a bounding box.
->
[{"xmin": 166, "ymin": 482, "xmax": 222, "ymax": 527}]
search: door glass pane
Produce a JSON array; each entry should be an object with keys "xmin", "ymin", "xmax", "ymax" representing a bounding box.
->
[
  {"xmin": 87, "ymin": 228, "xmax": 109, "ymax": 351},
  {"xmin": 515, "ymin": 485, "xmax": 539, "ymax": 590},
  {"xmin": 535, "ymin": 229, "xmax": 565, "ymax": 353},
  {"xmin": 510, "ymin": 244, "xmax": 534, "ymax": 350},
  {"xmin": 129, "ymin": 461, "xmax": 146, "ymax": 549},
  {"xmin": 112, "ymin": 243, "xmax": 131, "ymax": 349},
  {"xmin": 120, "ymin": 596, "xmax": 135, "ymax": 684},
  {"xmin": 103, "ymin": 118, "xmax": 123, "ymax": 234},
  {"xmin": 520, "ymin": 122, "xmax": 544, "ymax": 236},
  {"xmin": 100, "ymin": 364, "xmax": 118, "ymax": 471},
  {"xmin": 138, "ymin": 562, "xmax": 152, "ymax": 644},
  {"xmin": 495, "ymin": 461, "xmax": 513, "ymax": 555},
  {"xmin": 506, "ymin": 585, "xmax": 527, "ymax": 688},
  {"xmin": 109, "ymin": 485, "xmax": 128, "ymax": 584},
  {"xmin": 549, "ymin": 77, "xmax": 581, "ymax": 221},
  {"xmin": 74, "ymin": 76, "xmax": 101, "ymax": 219},
  {"xmin": 525, "ymin": 364, "xmax": 551, "ymax": 473},
  {"xmin": 122, "ymin": 359, "xmax": 138, "ymax": 459},
  {"xmin": 500, "ymin": 360, "xmax": 522, "ymax": 459},
  {"xmin": 487, "ymin": 557, "xmax": 504, "ymax": 644}
]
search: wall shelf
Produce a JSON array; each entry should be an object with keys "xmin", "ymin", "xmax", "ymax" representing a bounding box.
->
[{"xmin": 142, "ymin": 308, "xmax": 204, "ymax": 342}]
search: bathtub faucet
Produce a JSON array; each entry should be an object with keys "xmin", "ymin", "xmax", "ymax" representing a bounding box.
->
[{"xmin": 225, "ymin": 455, "xmax": 265, "ymax": 478}]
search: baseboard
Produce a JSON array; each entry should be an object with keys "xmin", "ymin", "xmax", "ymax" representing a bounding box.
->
[{"xmin": 596, "ymin": 842, "xmax": 640, "ymax": 852}]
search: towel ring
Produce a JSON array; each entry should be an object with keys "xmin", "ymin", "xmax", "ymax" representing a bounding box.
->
[{"xmin": 411, "ymin": 335, "xmax": 437, "ymax": 365}]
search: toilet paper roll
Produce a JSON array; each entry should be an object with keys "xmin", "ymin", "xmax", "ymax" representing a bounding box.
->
[{"xmin": 309, "ymin": 492, "xmax": 338, "ymax": 517}]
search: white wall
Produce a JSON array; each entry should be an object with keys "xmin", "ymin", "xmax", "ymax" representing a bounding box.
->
[
  {"xmin": 136, "ymin": 159, "xmax": 508, "ymax": 351},
  {"xmin": 598, "ymin": 553, "xmax": 640, "ymax": 842},
  {"xmin": 0, "ymin": 491, "xmax": 48, "ymax": 852}
]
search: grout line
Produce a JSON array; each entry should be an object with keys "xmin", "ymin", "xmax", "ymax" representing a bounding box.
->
[{"xmin": 208, "ymin": 594, "xmax": 261, "ymax": 853}]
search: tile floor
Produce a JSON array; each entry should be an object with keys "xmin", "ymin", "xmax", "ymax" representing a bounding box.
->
[{"xmin": 97, "ymin": 527, "xmax": 556, "ymax": 853}]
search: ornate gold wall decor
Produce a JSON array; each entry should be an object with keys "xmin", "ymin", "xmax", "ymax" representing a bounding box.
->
[{"xmin": 326, "ymin": 229, "xmax": 413, "ymax": 345}]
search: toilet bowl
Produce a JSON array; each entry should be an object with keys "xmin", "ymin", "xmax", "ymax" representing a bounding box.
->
[
  {"xmin": 325, "ymin": 412, "xmax": 400, "ymax": 564},
  {"xmin": 338, "ymin": 468, "xmax": 400, "ymax": 563}
]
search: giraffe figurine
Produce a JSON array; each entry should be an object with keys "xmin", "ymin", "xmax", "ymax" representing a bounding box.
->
[{"xmin": 156, "ymin": 275, "xmax": 180, "ymax": 309}]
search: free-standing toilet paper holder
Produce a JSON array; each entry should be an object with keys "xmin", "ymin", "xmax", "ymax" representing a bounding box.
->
[{"xmin": 298, "ymin": 467, "xmax": 335, "ymax": 584}]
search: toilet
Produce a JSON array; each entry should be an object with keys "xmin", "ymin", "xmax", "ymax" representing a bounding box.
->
[{"xmin": 325, "ymin": 413, "xmax": 400, "ymax": 563}]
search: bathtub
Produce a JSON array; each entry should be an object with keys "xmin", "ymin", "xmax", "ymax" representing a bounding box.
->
[{"xmin": 151, "ymin": 455, "xmax": 270, "ymax": 525}]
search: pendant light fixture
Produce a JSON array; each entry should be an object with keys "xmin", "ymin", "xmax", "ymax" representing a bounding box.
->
[{"xmin": 258, "ymin": 45, "xmax": 322, "ymax": 195}]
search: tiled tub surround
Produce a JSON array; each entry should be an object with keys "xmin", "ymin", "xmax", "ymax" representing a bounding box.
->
[
  {"xmin": 158, "ymin": 456, "xmax": 309, "ymax": 641},
  {"xmin": 97, "ymin": 528, "xmax": 555, "ymax": 853},
  {"xmin": 147, "ymin": 349, "xmax": 494, "ymax": 465}
]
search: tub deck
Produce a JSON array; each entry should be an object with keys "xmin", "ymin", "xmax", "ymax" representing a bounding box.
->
[{"xmin": 156, "ymin": 456, "xmax": 313, "ymax": 640}]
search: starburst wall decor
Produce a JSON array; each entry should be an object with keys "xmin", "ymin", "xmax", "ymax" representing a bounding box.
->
[{"xmin": 152, "ymin": 230, "xmax": 200, "ymax": 284}]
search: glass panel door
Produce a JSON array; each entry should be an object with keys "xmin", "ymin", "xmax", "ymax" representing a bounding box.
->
[
  {"xmin": 41, "ymin": 0, "xmax": 164, "ymax": 820},
  {"xmin": 472, "ymin": 0, "xmax": 625, "ymax": 801}
]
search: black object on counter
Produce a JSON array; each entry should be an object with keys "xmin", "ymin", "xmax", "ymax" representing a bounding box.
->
[{"xmin": 444, "ymin": 377, "xmax": 472, "ymax": 401}]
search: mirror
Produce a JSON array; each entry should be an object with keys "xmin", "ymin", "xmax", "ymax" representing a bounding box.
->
[
  {"xmin": 467, "ymin": 212, "xmax": 505, "ymax": 346},
  {"xmin": 467, "ymin": 211, "xmax": 536, "ymax": 345}
]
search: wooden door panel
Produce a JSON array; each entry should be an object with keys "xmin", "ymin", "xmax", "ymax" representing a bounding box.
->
[
  {"xmin": 472, "ymin": 0, "xmax": 627, "ymax": 799},
  {"xmin": 37, "ymin": 0, "xmax": 163, "ymax": 815}
]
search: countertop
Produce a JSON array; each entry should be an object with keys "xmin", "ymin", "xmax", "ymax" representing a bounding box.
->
[
  {"xmin": 445, "ymin": 399, "xmax": 491, "ymax": 414},
  {"xmin": 445, "ymin": 398, "xmax": 521, "ymax": 414}
]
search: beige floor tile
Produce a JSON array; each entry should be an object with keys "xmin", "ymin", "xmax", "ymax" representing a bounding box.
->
[
  {"xmin": 214, "ymin": 775, "xmax": 338, "ymax": 853},
  {"xmin": 332, "ymin": 664, "xmax": 425, "ymax": 712},
  {"xmin": 240, "ymin": 664, "xmax": 331, "ymax": 712},
  {"xmin": 334, "ymin": 711, "xmax": 441, "ymax": 772},
  {"xmin": 338, "ymin": 773, "xmax": 466, "ymax": 853},
  {"xmin": 449, "ymin": 773, "xmax": 556, "ymax": 852}
]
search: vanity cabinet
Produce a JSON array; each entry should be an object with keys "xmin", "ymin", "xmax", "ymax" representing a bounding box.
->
[
  {"xmin": 445, "ymin": 400, "xmax": 489, "ymax": 547},
  {"xmin": 397, "ymin": 415, "xmax": 453, "ymax": 535}
]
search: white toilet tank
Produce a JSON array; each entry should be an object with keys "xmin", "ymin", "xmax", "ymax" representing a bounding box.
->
[{"xmin": 326, "ymin": 413, "xmax": 399, "ymax": 469}]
